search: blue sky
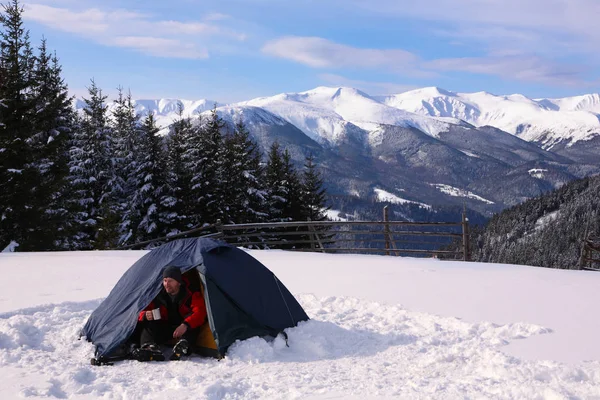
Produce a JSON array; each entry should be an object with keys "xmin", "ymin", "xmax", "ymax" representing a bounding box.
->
[{"xmin": 16, "ymin": 0, "xmax": 600, "ymax": 102}]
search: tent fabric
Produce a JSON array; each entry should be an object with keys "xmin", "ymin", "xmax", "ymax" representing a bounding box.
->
[
  {"xmin": 82, "ymin": 237, "xmax": 309, "ymax": 358},
  {"xmin": 200, "ymin": 248, "xmax": 309, "ymax": 353}
]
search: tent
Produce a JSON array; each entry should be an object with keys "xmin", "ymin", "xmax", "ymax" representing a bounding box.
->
[{"xmin": 82, "ymin": 237, "xmax": 309, "ymax": 362}]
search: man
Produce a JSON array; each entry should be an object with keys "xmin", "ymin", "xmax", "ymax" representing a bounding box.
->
[{"xmin": 133, "ymin": 266, "xmax": 207, "ymax": 361}]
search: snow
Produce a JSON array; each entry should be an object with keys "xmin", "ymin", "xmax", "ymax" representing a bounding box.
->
[
  {"xmin": 74, "ymin": 98, "xmax": 220, "ymax": 134},
  {"xmin": 324, "ymin": 209, "xmax": 347, "ymax": 221},
  {"xmin": 73, "ymin": 86, "xmax": 600, "ymax": 146},
  {"xmin": 1, "ymin": 250, "xmax": 600, "ymax": 399},
  {"xmin": 239, "ymin": 87, "xmax": 460, "ymax": 144},
  {"xmin": 382, "ymin": 87, "xmax": 600, "ymax": 146},
  {"xmin": 374, "ymin": 188, "xmax": 431, "ymax": 209},
  {"xmin": 535, "ymin": 210, "xmax": 560, "ymax": 231},
  {"xmin": 1, "ymin": 241, "xmax": 19, "ymax": 253},
  {"xmin": 0, "ymin": 250, "xmax": 600, "ymax": 399},
  {"xmin": 458, "ymin": 149, "xmax": 480, "ymax": 158},
  {"xmin": 529, "ymin": 168, "xmax": 548, "ymax": 179},
  {"xmin": 209, "ymin": 105, "xmax": 288, "ymax": 127},
  {"xmin": 431, "ymin": 183, "xmax": 495, "ymax": 204}
]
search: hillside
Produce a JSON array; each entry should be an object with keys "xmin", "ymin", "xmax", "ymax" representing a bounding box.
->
[
  {"xmin": 72, "ymin": 86, "xmax": 600, "ymax": 218},
  {"xmin": 475, "ymin": 174, "xmax": 600, "ymax": 269}
]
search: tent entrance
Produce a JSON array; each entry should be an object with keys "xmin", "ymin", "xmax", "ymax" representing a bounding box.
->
[{"xmin": 182, "ymin": 268, "xmax": 221, "ymax": 359}]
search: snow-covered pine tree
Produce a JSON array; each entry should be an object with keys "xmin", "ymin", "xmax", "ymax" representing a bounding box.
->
[
  {"xmin": 300, "ymin": 153, "xmax": 332, "ymax": 248},
  {"xmin": 264, "ymin": 141, "xmax": 287, "ymax": 224},
  {"xmin": 280, "ymin": 148, "xmax": 308, "ymax": 248},
  {"xmin": 220, "ymin": 120, "xmax": 267, "ymax": 224},
  {"xmin": 68, "ymin": 80, "xmax": 116, "ymax": 249},
  {"xmin": 134, "ymin": 112, "xmax": 169, "ymax": 243},
  {"xmin": 0, "ymin": 0, "xmax": 37, "ymax": 251},
  {"xmin": 111, "ymin": 87, "xmax": 141, "ymax": 245},
  {"xmin": 301, "ymin": 154, "xmax": 329, "ymax": 222},
  {"xmin": 26, "ymin": 40, "xmax": 74, "ymax": 250},
  {"xmin": 281, "ymin": 149, "xmax": 304, "ymax": 222},
  {"xmin": 189, "ymin": 105, "xmax": 225, "ymax": 225},
  {"xmin": 163, "ymin": 103, "xmax": 193, "ymax": 234}
]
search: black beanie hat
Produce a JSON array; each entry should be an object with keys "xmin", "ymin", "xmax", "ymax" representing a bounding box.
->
[{"xmin": 162, "ymin": 266, "xmax": 182, "ymax": 283}]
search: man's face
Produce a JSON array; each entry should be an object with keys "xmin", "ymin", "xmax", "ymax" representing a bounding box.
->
[{"xmin": 163, "ymin": 277, "xmax": 181, "ymax": 295}]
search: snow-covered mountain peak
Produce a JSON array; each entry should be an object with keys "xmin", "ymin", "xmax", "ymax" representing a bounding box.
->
[
  {"xmin": 384, "ymin": 87, "xmax": 600, "ymax": 146},
  {"xmin": 208, "ymin": 104, "xmax": 288, "ymax": 127},
  {"xmin": 401, "ymin": 86, "xmax": 456, "ymax": 98},
  {"xmin": 238, "ymin": 86, "xmax": 462, "ymax": 144},
  {"xmin": 132, "ymin": 98, "xmax": 219, "ymax": 117},
  {"xmin": 541, "ymin": 93, "xmax": 600, "ymax": 113},
  {"xmin": 71, "ymin": 85, "xmax": 600, "ymax": 147}
]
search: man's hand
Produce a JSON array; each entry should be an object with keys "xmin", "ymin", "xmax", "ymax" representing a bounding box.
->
[
  {"xmin": 173, "ymin": 323, "xmax": 188, "ymax": 339},
  {"xmin": 145, "ymin": 311, "xmax": 154, "ymax": 321}
]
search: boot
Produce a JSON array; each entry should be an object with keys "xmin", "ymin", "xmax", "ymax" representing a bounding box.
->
[
  {"xmin": 132, "ymin": 342, "xmax": 165, "ymax": 362},
  {"xmin": 170, "ymin": 339, "xmax": 190, "ymax": 361}
]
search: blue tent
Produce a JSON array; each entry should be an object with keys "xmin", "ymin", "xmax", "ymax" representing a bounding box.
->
[{"xmin": 82, "ymin": 238, "xmax": 309, "ymax": 360}]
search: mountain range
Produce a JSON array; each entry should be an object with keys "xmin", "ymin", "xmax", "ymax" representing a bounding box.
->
[{"xmin": 74, "ymin": 87, "xmax": 600, "ymax": 217}]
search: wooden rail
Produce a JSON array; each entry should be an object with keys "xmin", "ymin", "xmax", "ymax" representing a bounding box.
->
[{"xmin": 117, "ymin": 208, "xmax": 471, "ymax": 260}]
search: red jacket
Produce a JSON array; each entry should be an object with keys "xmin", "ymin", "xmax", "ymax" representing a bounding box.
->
[{"xmin": 138, "ymin": 280, "xmax": 207, "ymax": 329}]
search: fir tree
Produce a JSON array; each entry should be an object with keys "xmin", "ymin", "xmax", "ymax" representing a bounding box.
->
[
  {"xmin": 301, "ymin": 154, "xmax": 329, "ymax": 222},
  {"xmin": 281, "ymin": 149, "xmax": 304, "ymax": 222},
  {"xmin": 264, "ymin": 141, "xmax": 287, "ymax": 223},
  {"xmin": 300, "ymin": 153, "xmax": 331, "ymax": 248},
  {"xmin": 111, "ymin": 87, "xmax": 140, "ymax": 244},
  {"xmin": 164, "ymin": 103, "xmax": 193, "ymax": 234},
  {"xmin": 280, "ymin": 149, "xmax": 307, "ymax": 248},
  {"xmin": 220, "ymin": 120, "xmax": 267, "ymax": 224},
  {"xmin": 68, "ymin": 80, "xmax": 116, "ymax": 249},
  {"xmin": 27, "ymin": 40, "xmax": 74, "ymax": 250},
  {"xmin": 0, "ymin": 0, "xmax": 36, "ymax": 250},
  {"xmin": 135, "ymin": 113, "xmax": 169, "ymax": 242},
  {"xmin": 189, "ymin": 105, "xmax": 224, "ymax": 225}
]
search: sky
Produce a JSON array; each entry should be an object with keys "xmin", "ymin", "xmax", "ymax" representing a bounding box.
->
[
  {"xmin": 1, "ymin": 249, "xmax": 599, "ymax": 398},
  {"xmin": 13, "ymin": 0, "xmax": 600, "ymax": 102}
]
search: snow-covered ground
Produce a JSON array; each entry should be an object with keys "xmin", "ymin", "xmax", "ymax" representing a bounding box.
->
[
  {"xmin": 1, "ymin": 250, "xmax": 600, "ymax": 399},
  {"xmin": 430, "ymin": 183, "xmax": 495, "ymax": 204},
  {"xmin": 374, "ymin": 188, "xmax": 431, "ymax": 209}
]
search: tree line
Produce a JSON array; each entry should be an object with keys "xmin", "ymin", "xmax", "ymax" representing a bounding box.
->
[
  {"xmin": 0, "ymin": 0, "xmax": 328, "ymax": 252},
  {"xmin": 473, "ymin": 173, "xmax": 600, "ymax": 269}
]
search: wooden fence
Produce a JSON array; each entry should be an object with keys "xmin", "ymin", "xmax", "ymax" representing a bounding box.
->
[
  {"xmin": 579, "ymin": 236, "xmax": 600, "ymax": 271},
  {"xmin": 120, "ymin": 206, "xmax": 471, "ymax": 261}
]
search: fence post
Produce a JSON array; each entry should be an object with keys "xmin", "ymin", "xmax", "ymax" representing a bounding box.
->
[
  {"xmin": 461, "ymin": 212, "xmax": 470, "ymax": 261},
  {"xmin": 308, "ymin": 218, "xmax": 326, "ymax": 252},
  {"xmin": 308, "ymin": 218, "xmax": 316, "ymax": 250},
  {"xmin": 215, "ymin": 219, "xmax": 223, "ymax": 241},
  {"xmin": 384, "ymin": 206, "xmax": 390, "ymax": 256}
]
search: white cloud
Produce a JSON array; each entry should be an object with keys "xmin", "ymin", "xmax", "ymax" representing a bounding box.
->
[
  {"xmin": 22, "ymin": 3, "xmax": 246, "ymax": 59},
  {"xmin": 425, "ymin": 55, "xmax": 586, "ymax": 87},
  {"xmin": 351, "ymin": 0, "xmax": 600, "ymax": 58},
  {"xmin": 24, "ymin": 4, "xmax": 111, "ymax": 34},
  {"xmin": 112, "ymin": 36, "xmax": 209, "ymax": 59},
  {"xmin": 262, "ymin": 32, "xmax": 590, "ymax": 87},
  {"xmin": 314, "ymin": 0, "xmax": 598, "ymax": 87},
  {"xmin": 262, "ymin": 36, "xmax": 418, "ymax": 70}
]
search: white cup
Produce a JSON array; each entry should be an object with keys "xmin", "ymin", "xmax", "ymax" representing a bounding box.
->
[{"xmin": 151, "ymin": 308, "xmax": 161, "ymax": 320}]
